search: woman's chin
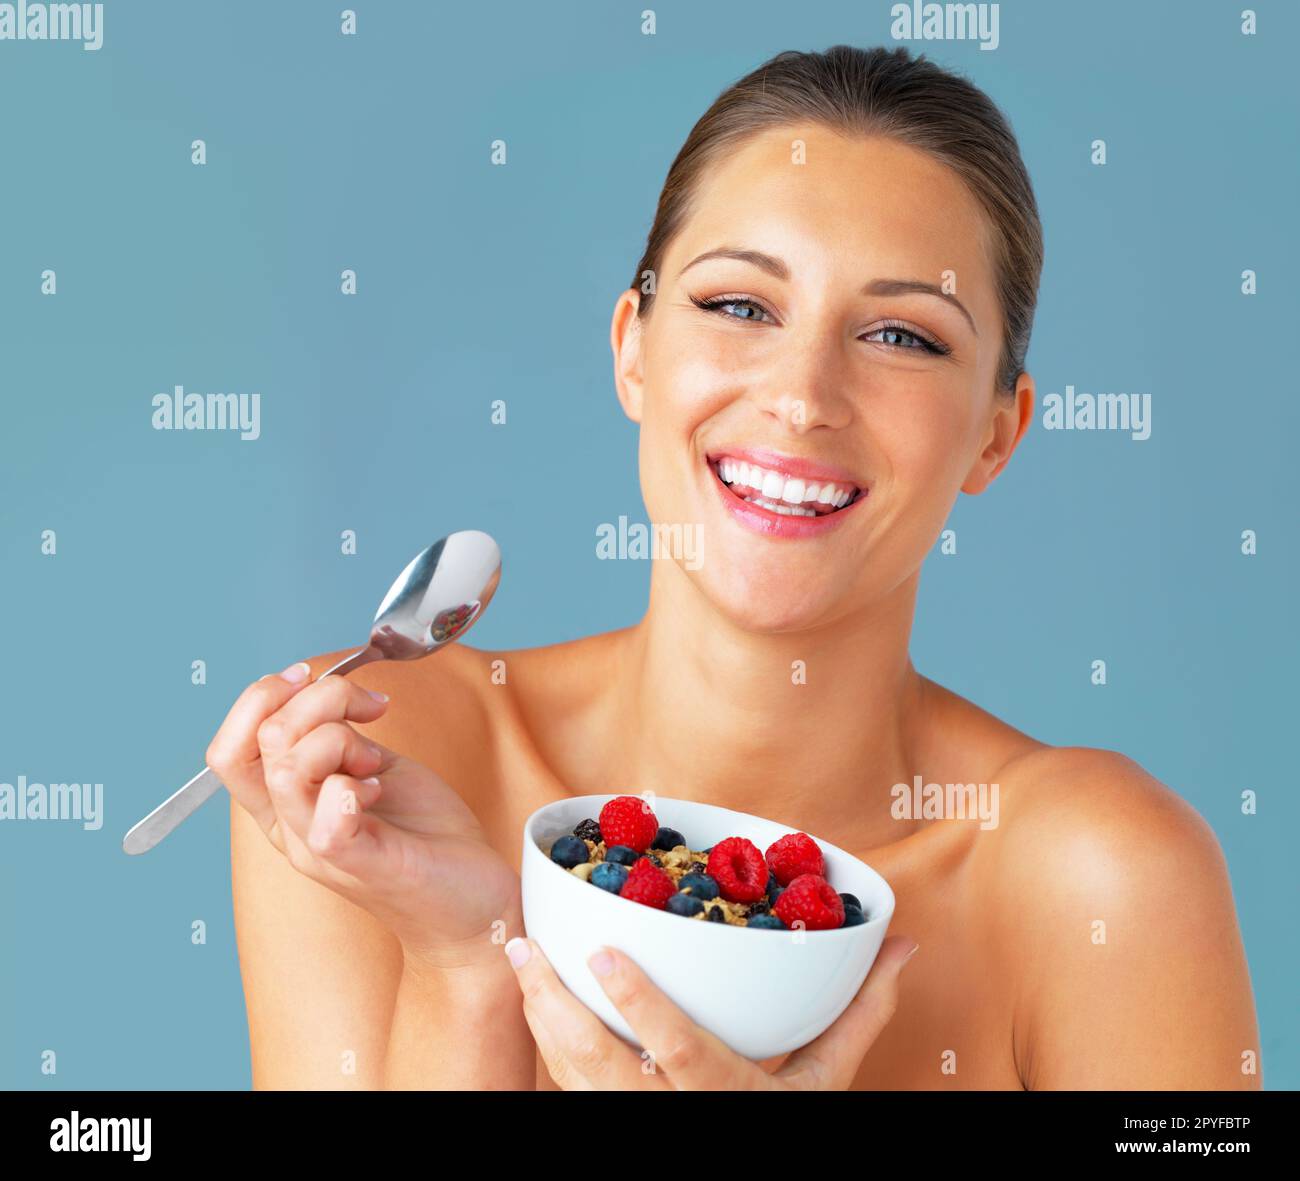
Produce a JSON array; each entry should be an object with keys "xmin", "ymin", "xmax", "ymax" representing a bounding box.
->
[{"xmin": 688, "ymin": 568, "xmax": 843, "ymax": 636}]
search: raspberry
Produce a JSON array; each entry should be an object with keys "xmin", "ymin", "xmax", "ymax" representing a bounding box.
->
[
  {"xmin": 773, "ymin": 874, "xmax": 845, "ymax": 931},
  {"xmin": 765, "ymin": 832, "xmax": 825, "ymax": 886},
  {"xmin": 619, "ymin": 857, "xmax": 677, "ymax": 909},
  {"xmin": 706, "ymin": 837, "xmax": 768, "ymax": 903},
  {"xmin": 598, "ymin": 795, "xmax": 659, "ymax": 853}
]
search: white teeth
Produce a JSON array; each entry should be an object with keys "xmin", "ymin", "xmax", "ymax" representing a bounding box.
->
[
  {"xmin": 744, "ymin": 496, "xmax": 816, "ymax": 517},
  {"xmin": 714, "ymin": 457, "xmax": 860, "ymax": 512}
]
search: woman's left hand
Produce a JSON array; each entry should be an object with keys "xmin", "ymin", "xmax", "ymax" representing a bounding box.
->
[{"xmin": 505, "ymin": 933, "xmax": 918, "ymax": 1090}]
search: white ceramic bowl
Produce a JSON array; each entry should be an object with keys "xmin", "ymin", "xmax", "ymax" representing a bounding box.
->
[{"xmin": 520, "ymin": 793, "xmax": 895, "ymax": 1061}]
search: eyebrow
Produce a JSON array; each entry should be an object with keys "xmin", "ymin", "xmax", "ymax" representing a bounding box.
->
[{"xmin": 678, "ymin": 247, "xmax": 978, "ymax": 336}]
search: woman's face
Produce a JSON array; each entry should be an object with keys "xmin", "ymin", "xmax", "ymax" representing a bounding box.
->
[{"xmin": 612, "ymin": 125, "xmax": 1031, "ymax": 633}]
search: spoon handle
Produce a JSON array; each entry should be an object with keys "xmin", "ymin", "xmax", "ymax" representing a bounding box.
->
[
  {"xmin": 318, "ymin": 645, "xmax": 383, "ymax": 679},
  {"xmin": 121, "ymin": 764, "xmax": 225, "ymax": 855},
  {"xmin": 121, "ymin": 645, "xmax": 378, "ymax": 855}
]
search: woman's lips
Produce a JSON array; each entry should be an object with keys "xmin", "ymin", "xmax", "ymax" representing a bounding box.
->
[{"xmin": 707, "ymin": 457, "xmax": 866, "ymax": 538}]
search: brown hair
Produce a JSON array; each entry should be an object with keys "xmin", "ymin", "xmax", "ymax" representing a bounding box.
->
[{"xmin": 630, "ymin": 45, "xmax": 1043, "ymax": 395}]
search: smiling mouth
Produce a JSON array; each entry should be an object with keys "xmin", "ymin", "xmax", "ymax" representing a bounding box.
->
[{"xmin": 708, "ymin": 455, "xmax": 865, "ymax": 518}]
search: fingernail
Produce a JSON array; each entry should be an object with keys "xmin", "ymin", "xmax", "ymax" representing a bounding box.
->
[
  {"xmin": 588, "ymin": 949, "xmax": 615, "ymax": 977},
  {"xmin": 903, "ymin": 942, "xmax": 920, "ymax": 967},
  {"xmin": 366, "ymin": 742, "xmax": 382, "ymax": 759},
  {"xmin": 360, "ymin": 777, "xmax": 380, "ymax": 787},
  {"xmin": 505, "ymin": 937, "xmax": 531, "ymax": 968},
  {"xmin": 367, "ymin": 690, "xmax": 389, "ymax": 703},
  {"xmin": 279, "ymin": 661, "xmax": 311, "ymax": 684}
]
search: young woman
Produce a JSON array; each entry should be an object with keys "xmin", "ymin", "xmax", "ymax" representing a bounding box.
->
[{"xmin": 211, "ymin": 46, "xmax": 1261, "ymax": 1091}]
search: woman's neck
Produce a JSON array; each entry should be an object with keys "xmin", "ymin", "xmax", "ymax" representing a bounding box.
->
[{"xmin": 609, "ymin": 559, "xmax": 931, "ymax": 848}]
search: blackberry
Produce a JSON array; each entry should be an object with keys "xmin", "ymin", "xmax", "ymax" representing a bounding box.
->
[
  {"xmin": 746, "ymin": 897, "xmax": 770, "ymax": 917},
  {"xmin": 706, "ymin": 905, "xmax": 727, "ymax": 923},
  {"xmin": 647, "ymin": 853, "xmax": 663, "ymax": 867},
  {"xmin": 688, "ymin": 861, "xmax": 708, "ymax": 875},
  {"xmin": 573, "ymin": 818, "xmax": 602, "ymax": 843}
]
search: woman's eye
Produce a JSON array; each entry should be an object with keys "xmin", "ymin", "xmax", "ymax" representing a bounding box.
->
[
  {"xmin": 691, "ymin": 295, "xmax": 771, "ymax": 323},
  {"xmin": 863, "ymin": 324, "xmax": 946, "ymax": 354}
]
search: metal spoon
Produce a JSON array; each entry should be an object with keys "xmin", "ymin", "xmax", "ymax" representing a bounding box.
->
[{"xmin": 122, "ymin": 529, "xmax": 502, "ymax": 855}]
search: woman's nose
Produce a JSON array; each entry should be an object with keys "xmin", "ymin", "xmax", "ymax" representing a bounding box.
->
[{"xmin": 752, "ymin": 338, "xmax": 856, "ymax": 433}]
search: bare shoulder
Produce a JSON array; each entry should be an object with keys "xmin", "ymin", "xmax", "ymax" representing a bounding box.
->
[
  {"xmin": 989, "ymin": 744, "xmax": 1225, "ymax": 898},
  {"xmin": 983, "ymin": 746, "xmax": 1259, "ymax": 1089},
  {"xmin": 920, "ymin": 681, "xmax": 1231, "ymax": 938},
  {"xmin": 303, "ymin": 642, "xmax": 504, "ymax": 788},
  {"xmin": 305, "ymin": 628, "xmax": 630, "ymax": 806},
  {"xmin": 309, "ymin": 628, "xmax": 622, "ymax": 729}
]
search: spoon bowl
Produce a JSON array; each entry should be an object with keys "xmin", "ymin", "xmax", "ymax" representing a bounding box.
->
[{"xmin": 364, "ymin": 531, "xmax": 501, "ymax": 662}]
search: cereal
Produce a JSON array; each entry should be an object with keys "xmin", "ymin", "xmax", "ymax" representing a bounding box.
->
[{"xmin": 544, "ymin": 795, "xmax": 868, "ymax": 931}]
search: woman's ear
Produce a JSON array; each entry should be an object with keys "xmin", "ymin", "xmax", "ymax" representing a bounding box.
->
[
  {"xmin": 610, "ymin": 289, "xmax": 645, "ymax": 424},
  {"xmin": 961, "ymin": 371, "xmax": 1035, "ymax": 494}
]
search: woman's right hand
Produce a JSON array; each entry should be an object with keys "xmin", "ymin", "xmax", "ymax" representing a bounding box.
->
[{"xmin": 206, "ymin": 660, "xmax": 522, "ymax": 971}]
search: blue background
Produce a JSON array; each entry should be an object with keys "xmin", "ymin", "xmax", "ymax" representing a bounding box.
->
[{"xmin": 1, "ymin": 0, "xmax": 1295, "ymax": 1089}]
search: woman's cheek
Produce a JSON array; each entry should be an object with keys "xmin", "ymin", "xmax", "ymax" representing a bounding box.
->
[
  {"xmin": 636, "ymin": 413, "xmax": 688, "ymax": 528},
  {"xmin": 875, "ymin": 421, "xmax": 971, "ymax": 547}
]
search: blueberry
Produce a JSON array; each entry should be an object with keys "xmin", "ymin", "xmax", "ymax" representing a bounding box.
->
[
  {"xmin": 573, "ymin": 818, "xmax": 602, "ymax": 843},
  {"xmin": 840, "ymin": 904, "xmax": 866, "ymax": 927},
  {"xmin": 765, "ymin": 873, "xmax": 782, "ymax": 901},
  {"xmin": 705, "ymin": 905, "xmax": 727, "ymax": 923},
  {"xmin": 604, "ymin": 844, "xmax": 639, "ymax": 866},
  {"xmin": 839, "ymin": 892, "xmax": 862, "ymax": 912},
  {"xmin": 591, "ymin": 861, "xmax": 628, "ymax": 894},
  {"xmin": 652, "ymin": 826, "xmax": 685, "ymax": 851},
  {"xmin": 666, "ymin": 892, "xmax": 705, "ymax": 918},
  {"xmin": 550, "ymin": 835, "xmax": 589, "ymax": 869},
  {"xmin": 747, "ymin": 914, "xmax": 785, "ymax": 929},
  {"xmin": 677, "ymin": 872, "xmax": 719, "ymax": 901}
]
